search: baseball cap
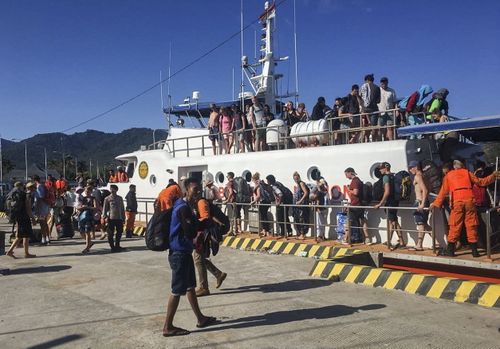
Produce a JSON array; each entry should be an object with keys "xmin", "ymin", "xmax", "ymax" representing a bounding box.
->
[
  {"xmin": 408, "ymin": 160, "xmax": 419, "ymax": 169},
  {"xmin": 379, "ymin": 162, "xmax": 391, "ymax": 169},
  {"xmin": 380, "ymin": 77, "xmax": 388, "ymax": 83},
  {"xmin": 344, "ymin": 167, "xmax": 357, "ymax": 175}
]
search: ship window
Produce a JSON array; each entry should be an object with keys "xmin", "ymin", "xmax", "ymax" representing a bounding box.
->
[
  {"xmin": 307, "ymin": 167, "xmax": 321, "ymax": 181},
  {"xmin": 242, "ymin": 170, "xmax": 252, "ymax": 182},
  {"xmin": 216, "ymin": 172, "xmax": 224, "ymax": 184},
  {"xmin": 150, "ymin": 174, "xmax": 157, "ymax": 186},
  {"xmin": 126, "ymin": 162, "xmax": 135, "ymax": 178}
]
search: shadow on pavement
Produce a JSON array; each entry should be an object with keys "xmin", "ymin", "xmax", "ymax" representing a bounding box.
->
[
  {"xmin": 26, "ymin": 334, "xmax": 84, "ymax": 349},
  {"xmin": 218, "ymin": 279, "xmax": 335, "ymax": 295},
  {"xmin": 197, "ymin": 304, "xmax": 386, "ymax": 332},
  {"xmin": 7, "ymin": 265, "xmax": 72, "ymax": 275}
]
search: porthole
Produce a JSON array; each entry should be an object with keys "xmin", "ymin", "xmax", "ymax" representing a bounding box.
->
[
  {"xmin": 242, "ymin": 170, "xmax": 252, "ymax": 182},
  {"xmin": 149, "ymin": 174, "xmax": 157, "ymax": 186},
  {"xmin": 215, "ymin": 171, "xmax": 225, "ymax": 184},
  {"xmin": 370, "ymin": 163, "xmax": 382, "ymax": 180},
  {"xmin": 307, "ymin": 166, "xmax": 321, "ymax": 181}
]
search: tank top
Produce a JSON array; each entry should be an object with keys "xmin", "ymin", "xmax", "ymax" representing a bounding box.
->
[
  {"xmin": 220, "ymin": 115, "xmax": 232, "ymax": 133},
  {"xmin": 252, "ymin": 105, "xmax": 265, "ymax": 126}
]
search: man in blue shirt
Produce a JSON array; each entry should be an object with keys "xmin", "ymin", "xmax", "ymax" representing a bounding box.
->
[{"xmin": 163, "ymin": 177, "xmax": 216, "ymax": 337}]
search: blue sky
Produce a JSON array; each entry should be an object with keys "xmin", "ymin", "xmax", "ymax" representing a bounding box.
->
[{"xmin": 1, "ymin": 0, "xmax": 500, "ymax": 140}]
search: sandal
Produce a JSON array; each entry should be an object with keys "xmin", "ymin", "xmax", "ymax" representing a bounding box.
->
[
  {"xmin": 389, "ymin": 243, "xmax": 400, "ymax": 251},
  {"xmin": 6, "ymin": 251, "xmax": 16, "ymax": 259},
  {"xmin": 163, "ymin": 327, "xmax": 191, "ymax": 337},
  {"xmin": 196, "ymin": 316, "xmax": 217, "ymax": 328}
]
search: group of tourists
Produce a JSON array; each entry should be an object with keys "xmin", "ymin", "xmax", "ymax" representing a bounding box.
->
[
  {"xmin": 4, "ymin": 172, "xmax": 138, "ymax": 257},
  {"xmin": 206, "ymin": 75, "xmax": 451, "ymax": 153}
]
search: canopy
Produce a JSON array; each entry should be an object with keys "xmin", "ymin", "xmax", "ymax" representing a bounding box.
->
[{"xmin": 397, "ymin": 114, "xmax": 500, "ymax": 142}]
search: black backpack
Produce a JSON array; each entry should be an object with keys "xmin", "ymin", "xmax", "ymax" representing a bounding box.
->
[
  {"xmin": 361, "ymin": 182, "xmax": 373, "ymax": 205},
  {"xmin": 372, "ymin": 178, "xmax": 385, "ymax": 202},
  {"xmin": 210, "ymin": 203, "xmax": 230, "ymax": 236},
  {"xmin": 233, "ymin": 177, "xmax": 251, "ymax": 203},
  {"xmin": 421, "ymin": 160, "xmax": 442, "ymax": 195},
  {"xmin": 145, "ymin": 208, "xmax": 173, "ymax": 251},
  {"xmin": 392, "ymin": 171, "xmax": 412, "ymax": 201},
  {"xmin": 259, "ymin": 182, "xmax": 274, "ymax": 204},
  {"xmin": 275, "ymin": 181, "xmax": 293, "ymax": 204},
  {"xmin": 6, "ymin": 189, "xmax": 25, "ymax": 220}
]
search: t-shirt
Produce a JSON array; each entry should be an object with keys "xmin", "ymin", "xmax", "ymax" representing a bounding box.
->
[
  {"xmin": 197, "ymin": 199, "xmax": 211, "ymax": 221},
  {"xmin": 157, "ymin": 185, "xmax": 183, "ymax": 211},
  {"xmin": 378, "ymin": 87, "xmax": 397, "ymax": 112},
  {"xmin": 349, "ymin": 177, "xmax": 363, "ymax": 206}
]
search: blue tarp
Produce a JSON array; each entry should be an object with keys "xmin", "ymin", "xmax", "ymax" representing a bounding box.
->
[{"xmin": 397, "ymin": 114, "xmax": 500, "ymax": 142}]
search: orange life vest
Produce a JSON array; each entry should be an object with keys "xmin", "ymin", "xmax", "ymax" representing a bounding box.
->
[{"xmin": 117, "ymin": 172, "xmax": 128, "ymax": 182}]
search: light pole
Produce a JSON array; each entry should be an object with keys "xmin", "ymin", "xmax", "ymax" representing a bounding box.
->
[
  {"xmin": 44, "ymin": 147, "xmax": 48, "ymax": 180},
  {"xmin": 52, "ymin": 151, "xmax": 65, "ymax": 179},
  {"xmin": 152, "ymin": 129, "xmax": 158, "ymax": 149}
]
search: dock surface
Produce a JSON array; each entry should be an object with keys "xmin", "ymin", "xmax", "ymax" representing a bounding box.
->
[{"xmin": 1, "ymin": 219, "xmax": 499, "ymax": 349}]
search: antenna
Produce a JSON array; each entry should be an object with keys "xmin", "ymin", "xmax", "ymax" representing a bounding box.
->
[
  {"xmin": 232, "ymin": 67, "xmax": 235, "ymax": 100},
  {"xmin": 293, "ymin": 0, "xmax": 299, "ymax": 104},
  {"xmin": 254, "ymin": 29, "xmax": 257, "ymax": 61},
  {"xmin": 160, "ymin": 70, "xmax": 164, "ymax": 110},
  {"xmin": 240, "ymin": 0, "xmax": 245, "ymax": 110},
  {"xmin": 167, "ymin": 42, "xmax": 173, "ymax": 129}
]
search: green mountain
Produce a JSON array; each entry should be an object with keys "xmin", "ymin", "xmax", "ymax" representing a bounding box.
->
[{"xmin": 2, "ymin": 128, "xmax": 168, "ymax": 179}]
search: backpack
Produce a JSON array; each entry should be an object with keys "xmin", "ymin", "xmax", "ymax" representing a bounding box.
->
[
  {"xmin": 233, "ymin": 177, "xmax": 251, "ymax": 203},
  {"xmin": 391, "ymin": 171, "xmax": 412, "ymax": 201},
  {"xmin": 145, "ymin": 208, "xmax": 173, "ymax": 251},
  {"xmin": 275, "ymin": 181, "xmax": 293, "ymax": 204},
  {"xmin": 368, "ymin": 84, "xmax": 381, "ymax": 110},
  {"xmin": 44, "ymin": 185, "xmax": 56, "ymax": 206},
  {"xmin": 6, "ymin": 189, "xmax": 25, "ymax": 220},
  {"xmin": 361, "ymin": 182, "xmax": 373, "ymax": 205},
  {"xmin": 259, "ymin": 182, "xmax": 274, "ymax": 204},
  {"xmin": 421, "ymin": 160, "xmax": 442, "ymax": 195},
  {"xmin": 372, "ymin": 178, "xmax": 385, "ymax": 202},
  {"xmin": 399, "ymin": 91, "xmax": 420, "ymax": 113},
  {"xmin": 472, "ymin": 184, "xmax": 489, "ymax": 207},
  {"xmin": 209, "ymin": 203, "xmax": 230, "ymax": 236}
]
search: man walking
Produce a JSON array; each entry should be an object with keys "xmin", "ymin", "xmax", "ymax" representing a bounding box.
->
[
  {"xmin": 266, "ymin": 175, "xmax": 293, "ymax": 239},
  {"xmin": 6, "ymin": 182, "xmax": 36, "ymax": 258},
  {"xmin": 193, "ymin": 195, "xmax": 227, "ymax": 297},
  {"xmin": 103, "ymin": 184, "xmax": 126, "ymax": 252},
  {"xmin": 408, "ymin": 161, "xmax": 430, "ymax": 251},
  {"xmin": 125, "ymin": 184, "xmax": 137, "ymax": 238},
  {"xmin": 374, "ymin": 162, "xmax": 405, "ymax": 250},
  {"xmin": 33, "ymin": 175, "xmax": 51, "ymax": 245},
  {"xmin": 163, "ymin": 177, "xmax": 216, "ymax": 337},
  {"xmin": 344, "ymin": 168, "xmax": 372, "ymax": 245}
]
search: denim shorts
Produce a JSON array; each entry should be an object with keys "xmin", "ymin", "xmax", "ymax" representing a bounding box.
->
[
  {"xmin": 168, "ymin": 251, "xmax": 196, "ymax": 296},
  {"xmin": 385, "ymin": 200, "xmax": 399, "ymax": 222},
  {"xmin": 413, "ymin": 200, "xmax": 429, "ymax": 225}
]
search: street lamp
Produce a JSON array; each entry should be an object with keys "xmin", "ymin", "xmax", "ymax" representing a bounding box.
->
[
  {"xmin": 52, "ymin": 151, "xmax": 66, "ymax": 179},
  {"xmin": 12, "ymin": 138, "xmax": 28, "ymax": 182}
]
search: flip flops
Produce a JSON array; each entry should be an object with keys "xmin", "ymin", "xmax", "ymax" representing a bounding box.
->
[
  {"xmin": 196, "ymin": 316, "xmax": 217, "ymax": 328},
  {"xmin": 163, "ymin": 327, "xmax": 191, "ymax": 337}
]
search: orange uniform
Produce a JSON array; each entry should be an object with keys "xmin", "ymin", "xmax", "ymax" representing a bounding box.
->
[
  {"xmin": 433, "ymin": 168, "xmax": 496, "ymax": 243},
  {"xmin": 197, "ymin": 199, "xmax": 211, "ymax": 221},
  {"xmin": 55, "ymin": 179, "xmax": 67, "ymax": 191},
  {"xmin": 108, "ymin": 174, "xmax": 118, "ymax": 183},
  {"xmin": 156, "ymin": 184, "xmax": 183, "ymax": 211},
  {"xmin": 117, "ymin": 171, "xmax": 129, "ymax": 182}
]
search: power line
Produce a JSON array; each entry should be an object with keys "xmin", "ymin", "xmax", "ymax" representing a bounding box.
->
[{"xmin": 61, "ymin": 0, "xmax": 288, "ymax": 133}]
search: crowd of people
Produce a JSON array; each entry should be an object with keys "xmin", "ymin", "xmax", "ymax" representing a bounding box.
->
[
  {"xmin": 205, "ymin": 75, "xmax": 451, "ymax": 154},
  {"xmin": 4, "ymin": 172, "xmax": 138, "ymax": 257}
]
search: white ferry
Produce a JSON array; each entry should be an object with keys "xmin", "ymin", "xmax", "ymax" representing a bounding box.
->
[{"xmin": 111, "ymin": 1, "xmax": 499, "ymax": 249}]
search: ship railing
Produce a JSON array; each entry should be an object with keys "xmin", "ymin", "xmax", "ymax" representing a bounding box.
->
[
  {"xmin": 162, "ymin": 108, "xmax": 405, "ymax": 157},
  {"xmin": 133, "ymin": 198, "xmax": 499, "ymax": 256},
  {"xmin": 133, "ymin": 197, "xmax": 436, "ymax": 252}
]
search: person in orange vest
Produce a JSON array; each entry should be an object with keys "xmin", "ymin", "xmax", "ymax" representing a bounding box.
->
[
  {"xmin": 431, "ymin": 159, "xmax": 499, "ymax": 257},
  {"xmin": 108, "ymin": 170, "xmax": 118, "ymax": 183},
  {"xmin": 155, "ymin": 180, "xmax": 184, "ymax": 211},
  {"xmin": 55, "ymin": 175, "xmax": 67, "ymax": 191},
  {"xmin": 117, "ymin": 166, "xmax": 129, "ymax": 183}
]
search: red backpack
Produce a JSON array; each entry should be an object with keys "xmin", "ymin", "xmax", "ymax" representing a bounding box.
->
[{"xmin": 472, "ymin": 184, "xmax": 489, "ymax": 207}]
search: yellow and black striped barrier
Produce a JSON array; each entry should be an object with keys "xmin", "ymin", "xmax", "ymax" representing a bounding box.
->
[
  {"xmin": 133, "ymin": 226, "xmax": 146, "ymax": 236},
  {"xmin": 0, "ymin": 212, "xmax": 7, "ymax": 218},
  {"xmin": 222, "ymin": 236, "xmax": 365, "ymax": 260},
  {"xmin": 310, "ymin": 260, "xmax": 500, "ymax": 308}
]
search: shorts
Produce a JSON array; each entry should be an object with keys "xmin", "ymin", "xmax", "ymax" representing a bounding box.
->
[
  {"xmin": 369, "ymin": 112, "xmax": 379, "ymax": 126},
  {"xmin": 348, "ymin": 207, "xmax": 366, "ymax": 226},
  {"xmin": 256, "ymin": 125, "xmax": 266, "ymax": 141},
  {"xmin": 351, "ymin": 115, "xmax": 361, "ymax": 128},
  {"xmin": 385, "ymin": 201, "xmax": 399, "ymax": 222},
  {"xmin": 378, "ymin": 113, "xmax": 394, "ymax": 127},
  {"xmin": 16, "ymin": 216, "xmax": 33, "ymax": 238},
  {"xmin": 208, "ymin": 127, "xmax": 220, "ymax": 142},
  {"xmin": 168, "ymin": 251, "xmax": 196, "ymax": 296},
  {"xmin": 413, "ymin": 200, "xmax": 429, "ymax": 225}
]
